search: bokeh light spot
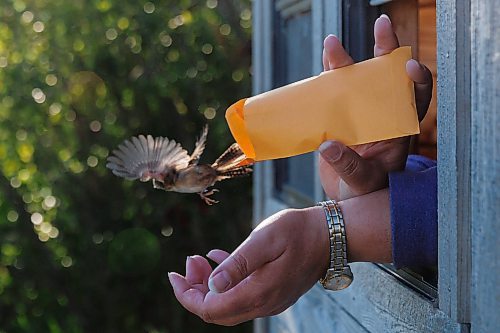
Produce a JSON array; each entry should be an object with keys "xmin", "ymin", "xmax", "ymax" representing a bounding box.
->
[
  {"xmin": 89, "ymin": 120, "xmax": 102, "ymax": 132},
  {"xmin": 49, "ymin": 103, "xmax": 62, "ymax": 116},
  {"xmin": 159, "ymin": 32, "xmax": 172, "ymax": 47},
  {"xmin": 43, "ymin": 195, "xmax": 57, "ymax": 209},
  {"xmin": 10, "ymin": 177, "xmax": 21, "ymax": 188},
  {"xmin": 161, "ymin": 226, "xmax": 173, "ymax": 237},
  {"xmin": 144, "ymin": 2, "xmax": 155, "ymax": 14},
  {"xmin": 13, "ymin": 0, "xmax": 27, "ymax": 12},
  {"xmin": 18, "ymin": 169, "xmax": 31, "ymax": 182},
  {"xmin": 61, "ymin": 256, "xmax": 73, "ymax": 267},
  {"xmin": 96, "ymin": 0, "xmax": 112, "ymax": 12},
  {"xmin": 201, "ymin": 43, "xmax": 213, "ymax": 55},
  {"xmin": 21, "ymin": 11, "xmax": 34, "ymax": 23},
  {"xmin": 186, "ymin": 67, "xmax": 197, "ymax": 78},
  {"xmin": 32, "ymin": 88, "xmax": 46, "ymax": 104},
  {"xmin": 33, "ymin": 21, "xmax": 45, "ymax": 33},
  {"xmin": 117, "ymin": 17, "xmax": 129, "ymax": 30},
  {"xmin": 105, "ymin": 28, "xmax": 118, "ymax": 40},
  {"xmin": 232, "ymin": 69, "xmax": 244, "ymax": 82},
  {"xmin": 7, "ymin": 211, "xmax": 19, "ymax": 222},
  {"xmin": 48, "ymin": 227, "xmax": 59, "ymax": 239},
  {"xmin": 92, "ymin": 234, "xmax": 104, "ymax": 244},
  {"xmin": 167, "ymin": 49, "xmax": 180, "ymax": 62},
  {"xmin": 31, "ymin": 212, "xmax": 43, "ymax": 225},
  {"xmin": 16, "ymin": 129, "xmax": 28, "ymax": 141},
  {"xmin": 40, "ymin": 222, "xmax": 52, "ymax": 234},
  {"xmin": 73, "ymin": 40, "xmax": 85, "ymax": 52},
  {"xmin": 45, "ymin": 74, "xmax": 58, "ymax": 86},
  {"xmin": 240, "ymin": 9, "xmax": 251, "ymax": 20},
  {"xmin": 38, "ymin": 234, "xmax": 49, "ymax": 242},
  {"xmin": 87, "ymin": 155, "xmax": 98, "ymax": 167},
  {"xmin": 206, "ymin": 0, "xmax": 218, "ymax": 9},
  {"xmin": 219, "ymin": 24, "xmax": 231, "ymax": 36},
  {"xmin": 65, "ymin": 110, "xmax": 76, "ymax": 121},
  {"xmin": 203, "ymin": 107, "xmax": 216, "ymax": 120}
]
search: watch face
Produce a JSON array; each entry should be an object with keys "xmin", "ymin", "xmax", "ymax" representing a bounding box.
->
[
  {"xmin": 324, "ymin": 275, "xmax": 352, "ymax": 290},
  {"xmin": 322, "ymin": 269, "xmax": 353, "ymax": 291}
]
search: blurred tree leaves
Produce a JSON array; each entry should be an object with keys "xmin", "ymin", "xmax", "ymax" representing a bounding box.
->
[{"xmin": 0, "ymin": 0, "xmax": 252, "ymax": 332}]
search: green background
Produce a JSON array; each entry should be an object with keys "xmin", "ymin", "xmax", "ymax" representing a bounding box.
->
[{"xmin": 0, "ymin": 0, "xmax": 253, "ymax": 332}]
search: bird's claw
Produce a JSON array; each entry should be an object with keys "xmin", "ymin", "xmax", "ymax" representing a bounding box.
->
[
  {"xmin": 199, "ymin": 188, "xmax": 219, "ymax": 205},
  {"xmin": 152, "ymin": 179, "xmax": 165, "ymax": 190}
]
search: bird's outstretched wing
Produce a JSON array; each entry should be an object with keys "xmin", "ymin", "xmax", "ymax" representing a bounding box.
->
[
  {"xmin": 106, "ymin": 135, "xmax": 190, "ymax": 180},
  {"xmin": 188, "ymin": 124, "xmax": 208, "ymax": 166}
]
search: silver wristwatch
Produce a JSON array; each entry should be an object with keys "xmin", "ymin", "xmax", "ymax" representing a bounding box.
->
[{"xmin": 318, "ymin": 200, "xmax": 353, "ymax": 291}]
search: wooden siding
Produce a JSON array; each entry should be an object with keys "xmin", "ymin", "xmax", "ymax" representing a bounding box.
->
[
  {"xmin": 270, "ymin": 263, "xmax": 461, "ymax": 333},
  {"xmin": 470, "ymin": 1, "xmax": 500, "ymax": 332},
  {"xmin": 437, "ymin": 0, "xmax": 472, "ymax": 325}
]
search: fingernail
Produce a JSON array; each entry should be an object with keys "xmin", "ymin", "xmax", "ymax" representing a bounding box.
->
[
  {"xmin": 167, "ymin": 272, "xmax": 174, "ymax": 284},
  {"xmin": 208, "ymin": 271, "xmax": 231, "ymax": 293},
  {"xmin": 206, "ymin": 251, "xmax": 215, "ymax": 259},
  {"xmin": 380, "ymin": 14, "xmax": 391, "ymax": 24},
  {"xmin": 319, "ymin": 141, "xmax": 343, "ymax": 163}
]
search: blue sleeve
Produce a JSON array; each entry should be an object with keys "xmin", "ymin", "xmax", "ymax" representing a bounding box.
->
[{"xmin": 389, "ymin": 155, "xmax": 437, "ymax": 269}]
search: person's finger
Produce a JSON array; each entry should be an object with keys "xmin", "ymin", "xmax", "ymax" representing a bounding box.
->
[
  {"xmin": 322, "ymin": 48, "xmax": 329, "ymax": 71},
  {"xmin": 207, "ymin": 249, "xmax": 230, "ymax": 264},
  {"xmin": 319, "ymin": 141, "xmax": 386, "ymax": 193},
  {"xmin": 406, "ymin": 59, "xmax": 433, "ymax": 121},
  {"xmin": 323, "ymin": 34, "xmax": 354, "ymax": 69},
  {"xmin": 168, "ymin": 272, "xmax": 207, "ymax": 316},
  {"xmin": 201, "ymin": 256, "xmax": 290, "ymax": 325},
  {"xmin": 185, "ymin": 255, "xmax": 212, "ymax": 293},
  {"xmin": 374, "ymin": 14, "xmax": 399, "ymax": 57},
  {"xmin": 207, "ymin": 227, "xmax": 285, "ymax": 293}
]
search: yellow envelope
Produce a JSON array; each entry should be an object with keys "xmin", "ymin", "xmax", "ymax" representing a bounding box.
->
[{"xmin": 225, "ymin": 47, "xmax": 418, "ymax": 162}]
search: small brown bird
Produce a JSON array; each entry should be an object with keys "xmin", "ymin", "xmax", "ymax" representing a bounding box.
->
[{"xmin": 106, "ymin": 125, "xmax": 252, "ymax": 205}]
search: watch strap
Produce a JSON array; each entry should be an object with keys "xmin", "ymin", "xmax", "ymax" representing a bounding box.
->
[{"xmin": 318, "ymin": 200, "xmax": 353, "ymax": 289}]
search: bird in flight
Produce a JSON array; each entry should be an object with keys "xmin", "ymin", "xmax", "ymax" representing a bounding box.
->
[{"xmin": 106, "ymin": 125, "xmax": 252, "ymax": 205}]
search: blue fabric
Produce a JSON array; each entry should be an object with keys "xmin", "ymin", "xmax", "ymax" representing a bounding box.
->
[{"xmin": 389, "ymin": 155, "xmax": 437, "ymax": 269}]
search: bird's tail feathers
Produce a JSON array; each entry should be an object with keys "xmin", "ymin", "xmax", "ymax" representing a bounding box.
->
[
  {"xmin": 216, "ymin": 165, "xmax": 253, "ymax": 181},
  {"xmin": 212, "ymin": 143, "xmax": 253, "ymax": 180},
  {"xmin": 211, "ymin": 143, "xmax": 247, "ymax": 172}
]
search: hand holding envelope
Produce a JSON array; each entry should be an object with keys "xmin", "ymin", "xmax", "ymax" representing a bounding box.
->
[{"xmin": 226, "ymin": 46, "xmax": 418, "ymax": 163}]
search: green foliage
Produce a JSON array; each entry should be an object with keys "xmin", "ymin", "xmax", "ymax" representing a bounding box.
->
[{"xmin": 0, "ymin": 0, "xmax": 252, "ymax": 332}]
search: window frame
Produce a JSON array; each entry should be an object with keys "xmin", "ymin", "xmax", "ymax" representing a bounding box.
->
[{"xmin": 252, "ymin": 0, "xmax": 471, "ymax": 331}]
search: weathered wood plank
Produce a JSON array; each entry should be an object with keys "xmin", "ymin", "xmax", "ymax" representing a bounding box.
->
[
  {"xmin": 436, "ymin": 0, "xmax": 471, "ymax": 323},
  {"xmin": 470, "ymin": 1, "xmax": 500, "ymax": 332},
  {"xmin": 271, "ymin": 264, "xmax": 462, "ymax": 332}
]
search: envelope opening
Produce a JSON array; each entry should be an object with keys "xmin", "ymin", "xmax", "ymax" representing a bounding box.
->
[{"xmin": 225, "ymin": 98, "xmax": 256, "ymax": 160}]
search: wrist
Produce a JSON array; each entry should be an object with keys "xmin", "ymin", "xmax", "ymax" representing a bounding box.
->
[
  {"xmin": 300, "ymin": 206, "xmax": 332, "ymax": 280},
  {"xmin": 338, "ymin": 188, "xmax": 392, "ymax": 263}
]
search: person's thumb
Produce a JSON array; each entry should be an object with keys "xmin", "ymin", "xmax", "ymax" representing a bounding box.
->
[
  {"xmin": 319, "ymin": 141, "xmax": 378, "ymax": 193},
  {"xmin": 207, "ymin": 231, "xmax": 279, "ymax": 293}
]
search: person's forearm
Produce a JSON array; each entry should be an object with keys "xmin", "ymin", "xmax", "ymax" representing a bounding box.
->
[{"xmin": 302, "ymin": 188, "xmax": 392, "ymax": 265}]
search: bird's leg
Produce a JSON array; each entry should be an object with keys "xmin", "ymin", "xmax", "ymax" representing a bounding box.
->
[
  {"xmin": 152, "ymin": 179, "xmax": 165, "ymax": 190},
  {"xmin": 199, "ymin": 188, "xmax": 219, "ymax": 205}
]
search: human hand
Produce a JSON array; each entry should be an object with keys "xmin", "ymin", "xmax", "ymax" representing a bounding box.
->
[
  {"xmin": 168, "ymin": 208, "xmax": 329, "ymax": 326},
  {"xmin": 319, "ymin": 14, "xmax": 433, "ymax": 200}
]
